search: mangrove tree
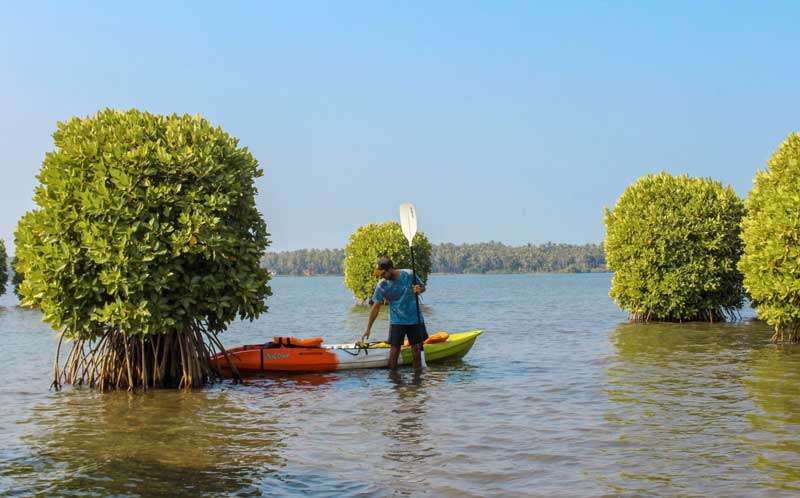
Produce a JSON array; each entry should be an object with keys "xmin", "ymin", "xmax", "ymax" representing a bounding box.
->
[
  {"xmin": 604, "ymin": 172, "xmax": 745, "ymax": 322},
  {"xmin": 344, "ymin": 222, "xmax": 431, "ymax": 302},
  {"xmin": 15, "ymin": 109, "xmax": 272, "ymax": 390},
  {"xmin": 739, "ymin": 134, "xmax": 800, "ymax": 343}
]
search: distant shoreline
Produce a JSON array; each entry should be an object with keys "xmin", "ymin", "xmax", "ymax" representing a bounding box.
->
[
  {"xmin": 262, "ymin": 241, "xmax": 606, "ymax": 277},
  {"xmin": 268, "ymin": 269, "xmax": 611, "ymax": 277}
]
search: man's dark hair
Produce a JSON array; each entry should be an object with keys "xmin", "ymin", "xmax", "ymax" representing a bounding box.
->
[{"xmin": 377, "ymin": 256, "xmax": 393, "ymax": 270}]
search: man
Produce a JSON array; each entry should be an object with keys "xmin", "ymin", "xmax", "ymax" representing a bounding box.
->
[{"xmin": 362, "ymin": 256, "xmax": 427, "ymax": 370}]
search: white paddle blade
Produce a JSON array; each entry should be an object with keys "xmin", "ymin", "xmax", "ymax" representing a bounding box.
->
[{"xmin": 399, "ymin": 203, "xmax": 418, "ymax": 246}]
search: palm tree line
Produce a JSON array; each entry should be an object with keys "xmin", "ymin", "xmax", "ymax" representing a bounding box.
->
[{"xmin": 261, "ymin": 242, "xmax": 606, "ymax": 276}]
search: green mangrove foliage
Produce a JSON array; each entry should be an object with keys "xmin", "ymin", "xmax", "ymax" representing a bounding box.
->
[
  {"xmin": 604, "ymin": 172, "xmax": 745, "ymax": 322},
  {"xmin": 15, "ymin": 109, "xmax": 272, "ymax": 390},
  {"xmin": 344, "ymin": 222, "xmax": 432, "ymax": 302},
  {"xmin": 0, "ymin": 239, "xmax": 7, "ymax": 297},
  {"xmin": 739, "ymin": 134, "xmax": 800, "ymax": 343}
]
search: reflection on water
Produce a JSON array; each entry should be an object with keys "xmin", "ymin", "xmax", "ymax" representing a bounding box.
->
[
  {"xmin": 244, "ymin": 372, "xmax": 339, "ymax": 389},
  {"xmin": 384, "ymin": 370, "xmax": 434, "ymax": 462},
  {"xmin": 743, "ymin": 344, "xmax": 800, "ymax": 492},
  {"xmin": 605, "ymin": 320, "xmax": 800, "ymax": 496},
  {"xmin": 381, "ymin": 370, "xmax": 435, "ymax": 496},
  {"xmin": 7, "ymin": 388, "xmax": 285, "ymax": 497}
]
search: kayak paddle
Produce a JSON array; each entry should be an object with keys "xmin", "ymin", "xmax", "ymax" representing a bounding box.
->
[{"xmin": 399, "ymin": 203, "xmax": 426, "ymax": 368}]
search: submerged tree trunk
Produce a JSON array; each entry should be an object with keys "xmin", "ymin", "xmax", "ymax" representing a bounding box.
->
[
  {"xmin": 628, "ymin": 306, "xmax": 742, "ymax": 323},
  {"xmin": 771, "ymin": 323, "xmax": 800, "ymax": 344},
  {"xmin": 51, "ymin": 323, "xmax": 241, "ymax": 391}
]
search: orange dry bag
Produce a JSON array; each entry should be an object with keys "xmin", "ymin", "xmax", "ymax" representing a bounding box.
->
[
  {"xmin": 424, "ymin": 332, "xmax": 449, "ymax": 344},
  {"xmin": 403, "ymin": 332, "xmax": 449, "ymax": 347},
  {"xmin": 273, "ymin": 336, "xmax": 323, "ymax": 348}
]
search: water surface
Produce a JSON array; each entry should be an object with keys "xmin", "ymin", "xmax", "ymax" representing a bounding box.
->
[{"xmin": 0, "ymin": 274, "xmax": 796, "ymax": 497}]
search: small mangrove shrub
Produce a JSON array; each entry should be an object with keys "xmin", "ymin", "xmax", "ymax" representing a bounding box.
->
[
  {"xmin": 604, "ymin": 172, "xmax": 745, "ymax": 322},
  {"xmin": 739, "ymin": 134, "xmax": 800, "ymax": 343},
  {"xmin": 344, "ymin": 222, "xmax": 431, "ymax": 302},
  {"xmin": 15, "ymin": 109, "xmax": 272, "ymax": 390}
]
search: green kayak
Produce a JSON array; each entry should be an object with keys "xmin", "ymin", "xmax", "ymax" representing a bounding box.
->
[{"xmin": 400, "ymin": 330, "xmax": 483, "ymax": 364}]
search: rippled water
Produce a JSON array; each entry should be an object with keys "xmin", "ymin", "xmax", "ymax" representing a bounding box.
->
[{"xmin": 0, "ymin": 274, "xmax": 797, "ymax": 497}]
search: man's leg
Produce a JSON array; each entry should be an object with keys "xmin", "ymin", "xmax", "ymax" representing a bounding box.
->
[
  {"xmin": 389, "ymin": 345, "xmax": 401, "ymax": 369},
  {"xmin": 388, "ymin": 325, "xmax": 403, "ymax": 369},
  {"xmin": 408, "ymin": 323, "xmax": 427, "ymax": 370},
  {"xmin": 411, "ymin": 343, "xmax": 423, "ymax": 370}
]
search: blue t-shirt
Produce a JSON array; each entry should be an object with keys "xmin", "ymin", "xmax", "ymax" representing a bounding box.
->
[{"xmin": 372, "ymin": 270, "xmax": 425, "ymax": 325}]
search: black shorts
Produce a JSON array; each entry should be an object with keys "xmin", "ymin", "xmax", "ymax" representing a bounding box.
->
[{"xmin": 388, "ymin": 323, "xmax": 428, "ymax": 347}]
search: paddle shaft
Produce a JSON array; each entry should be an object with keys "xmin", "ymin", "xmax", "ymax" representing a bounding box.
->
[{"xmin": 410, "ymin": 245, "xmax": 422, "ymax": 325}]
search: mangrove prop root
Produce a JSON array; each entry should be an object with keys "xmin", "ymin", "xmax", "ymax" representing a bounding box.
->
[
  {"xmin": 50, "ymin": 333, "xmax": 64, "ymax": 391},
  {"xmin": 627, "ymin": 306, "xmax": 740, "ymax": 324},
  {"xmin": 55, "ymin": 324, "xmax": 228, "ymax": 391},
  {"xmin": 771, "ymin": 324, "xmax": 800, "ymax": 345},
  {"xmin": 201, "ymin": 326, "xmax": 242, "ymax": 384}
]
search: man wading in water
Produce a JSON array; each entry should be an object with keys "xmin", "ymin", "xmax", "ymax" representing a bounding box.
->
[{"xmin": 362, "ymin": 256, "xmax": 427, "ymax": 369}]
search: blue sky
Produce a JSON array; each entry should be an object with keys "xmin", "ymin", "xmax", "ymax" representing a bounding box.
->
[{"xmin": 1, "ymin": 1, "xmax": 798, "ymax": 252}]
